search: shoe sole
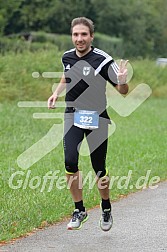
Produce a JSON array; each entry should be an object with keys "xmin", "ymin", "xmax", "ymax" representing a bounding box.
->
[{"xmin": 67, "ymin": 215, "xmax": 89, "ymax": 230}]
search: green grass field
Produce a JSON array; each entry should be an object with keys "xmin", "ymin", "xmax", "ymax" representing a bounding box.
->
[
  {"xmin": 0, "ymin": 50, "xmax": 167, "ymax": 241},
  {"xmin": 0, "ymin": 98, "xmax": 166, "ymax": 241}
]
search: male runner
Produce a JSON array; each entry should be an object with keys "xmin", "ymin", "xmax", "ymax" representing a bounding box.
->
[{"xmin": 48, "ymin": 17, "xmax": 128, "ymax": 231}]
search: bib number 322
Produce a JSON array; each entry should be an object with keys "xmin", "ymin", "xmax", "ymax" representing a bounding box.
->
[
  {"xmin": 80, "ymin": 116, "xmax": 93, "ymax": 124},
  {"xmin": 74, "ymin": 110, "xmax": 99, "ymax": 129}
]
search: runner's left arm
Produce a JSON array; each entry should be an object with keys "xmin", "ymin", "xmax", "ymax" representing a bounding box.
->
[{"xmin": 100, "ymin": 60, "xmax": 129, "ymax": 94}]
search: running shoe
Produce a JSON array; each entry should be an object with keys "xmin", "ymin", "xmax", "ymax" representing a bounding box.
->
[
  {"xmin": 67, "ymin": 209, "xmax": 88, "ymax": 230},
  {"xmin": 99, "ymin": 207, "xmax": 113, "ymax": 231}
]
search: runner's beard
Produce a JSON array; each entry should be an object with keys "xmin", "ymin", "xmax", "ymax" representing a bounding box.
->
[{"xmin": 76, "ymin": 44, "xmax": 90, "ymax": 54}]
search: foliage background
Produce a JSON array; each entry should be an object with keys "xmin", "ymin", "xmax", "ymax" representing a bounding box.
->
[{"xmin": 0, "ymin": 0, "xmax": 167, "ymax": 58}]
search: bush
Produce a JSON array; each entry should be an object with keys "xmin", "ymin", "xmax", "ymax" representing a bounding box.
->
[
  {"xmin": 32, "ymin": 31, "xmax": 124, "ymax": 57},
  {"xmin": 0, "ymin": 31, "xmax": 124, "ymax": 57},
  {"xmin": 31, "ymin": 32, "xmax": 73, "ymax": 51},
  {"xmin": 93, "ymin": 33, "xmax": 124, "ymax": 58},
  {"xmin": 0, "ymin": 37, "xmax": 24, "ymax": 55},
  {"xmin": 0, "ymin": 35, "xmax": 58, "ymax": 55}
]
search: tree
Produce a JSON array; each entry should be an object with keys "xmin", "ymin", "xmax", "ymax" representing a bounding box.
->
[
  {"xmin": 1, "ymin": 0, "xmax": 167, "ymax": 57},
  {"xmin": 46, "ymin": 0, "xmax": 96, "ymax": 34},
  {"xmin": 3, "ymin": 0, "xmax": 54, "ymax": 34},
  {"xmin": 3, "ymin": 0, "xmax": 96, "ymax": 35},
  {"xmin": 92, "ymin": 0, "xmax": 167, "ymax": 57},
  {"xmin": 0, "ymin": 0, "xmax": 22, "ymax": 35}
]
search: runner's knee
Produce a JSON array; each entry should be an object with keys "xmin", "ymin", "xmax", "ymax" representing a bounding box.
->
[
  {"xmin": 94, "ymin": 167, "xmax": 109, "ymax": 178},
  {"xmin": 65, "ymin": 159, "xmax": 79, "ymax": 174}
]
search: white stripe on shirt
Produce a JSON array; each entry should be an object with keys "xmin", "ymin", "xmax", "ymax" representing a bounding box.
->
[
  {"xmin": 111, "ymin": 62, "xmax": 119, "ymax": 75},
  {"xmin": 94, "ymin": 56, "xmax": 113, "ymax": 76},
  {"xmin": 63, "ymin": 48, "xmax": 75, "ymax": 55},
  {"xmin": 93, "ymin": 48, "xmax": 111, "ymax": 58}
]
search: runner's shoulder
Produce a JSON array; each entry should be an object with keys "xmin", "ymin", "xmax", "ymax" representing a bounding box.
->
[
  {"xmin": 63, "ymin": 48, "xmax": 76, "ymax": 57},
  {"xmin": 93, "ymin": 47, "xmax": 113, "ymax": 60}
]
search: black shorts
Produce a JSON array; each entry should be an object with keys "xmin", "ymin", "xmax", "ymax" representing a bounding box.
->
[{"xmin": 63, "ymin": 112, "xmax": 110, "ymax": 178}]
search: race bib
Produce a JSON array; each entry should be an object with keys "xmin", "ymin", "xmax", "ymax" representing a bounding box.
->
[{"xmin": 74, "ymin": 109, "xmax": 99, "ymax": 129}]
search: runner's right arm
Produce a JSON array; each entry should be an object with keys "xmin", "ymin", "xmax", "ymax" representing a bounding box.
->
[{"xmin": 48, "ymin": 75, "xmax": 66, "ymax": 109}]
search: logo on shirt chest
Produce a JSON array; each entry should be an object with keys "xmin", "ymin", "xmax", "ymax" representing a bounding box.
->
[{"xmin": 83, "ymin": 66, "xmax": 91, "ymax": 76}]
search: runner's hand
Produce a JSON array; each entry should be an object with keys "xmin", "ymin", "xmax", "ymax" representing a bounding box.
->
[
  {"xmin": 48, "ymin": 94, "xmax": 58, "ymax": 109},
  {"xmin": 117, "ymin": 59, "xmax": 129, "ymax": 85}
]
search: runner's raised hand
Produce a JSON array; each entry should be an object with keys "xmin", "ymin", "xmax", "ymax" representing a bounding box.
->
[{"xmin": 117, "ymin": 59, "xmax": 129, "ymax": 85}]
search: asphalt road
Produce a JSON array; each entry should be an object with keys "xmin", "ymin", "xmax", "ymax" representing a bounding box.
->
[{"xmin": 1, "ymin": 181, "xmax": 167, "ymax": 252}]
